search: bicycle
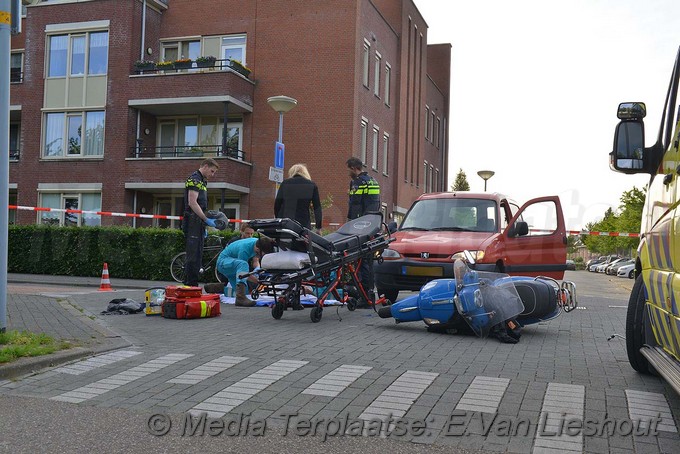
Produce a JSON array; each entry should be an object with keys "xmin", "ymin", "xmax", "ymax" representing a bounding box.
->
[{"xmin": 170, "ymin": 235, "xmax": 226, "ymax": 283}]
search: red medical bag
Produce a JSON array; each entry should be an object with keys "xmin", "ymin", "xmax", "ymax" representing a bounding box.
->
[{"xmin": 162, "ymin": 293, "xmax": 221, "ymax": 319}]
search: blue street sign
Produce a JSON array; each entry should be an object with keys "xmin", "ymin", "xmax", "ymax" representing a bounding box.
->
[{"xmin": 274, "ymin": 142, "xmax": 285, "ymax": 169}]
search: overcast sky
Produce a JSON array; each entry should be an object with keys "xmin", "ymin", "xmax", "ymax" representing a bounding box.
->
[{"xmin": 413, "ymin": 0, "xmax": 680, "ymax": 231}]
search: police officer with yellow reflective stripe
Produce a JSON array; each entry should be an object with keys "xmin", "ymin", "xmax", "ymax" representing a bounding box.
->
[
  {"xmin": 182, "ymin": 158, "xmax": 219, "ymax": 286},
  {"xmin": 347, "ymin": 157, "xmax": 381, "ymax": 307}
]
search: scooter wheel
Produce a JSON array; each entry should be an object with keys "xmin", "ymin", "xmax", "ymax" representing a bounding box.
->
[
  {"xmin": 310, "ymin": 307, "xmax": 323, "ymax": 323},
  {"xmin": 272, "ymin": 302, "xmax": 284, "ymax": 320},
  {"xmin": 347, "ymin": 297, "xmax": 358, "ymax": 311},
  {"xmin": 378, "ymin": 306, "xmax": 393, "ymax": 319}
]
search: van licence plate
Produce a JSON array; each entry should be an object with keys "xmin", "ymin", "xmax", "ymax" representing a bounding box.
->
[{"xmin": 402, "ymin": 266, "xmax": 443, "ymax": 277}]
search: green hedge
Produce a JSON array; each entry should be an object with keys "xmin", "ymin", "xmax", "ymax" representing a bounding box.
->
[{"xmin": 8, "ymin": 225, "xmax": 237, "ymax": 281}]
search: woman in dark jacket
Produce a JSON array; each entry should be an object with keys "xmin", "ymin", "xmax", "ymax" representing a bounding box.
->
[{"xmin": 274, "ymin": 163, "xmax": 322, "ymax": 230}]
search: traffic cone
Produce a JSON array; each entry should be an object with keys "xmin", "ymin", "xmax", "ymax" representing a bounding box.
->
[{"xmin": 98, "ymin": 262, "xmax": 113, "ymax": 291}]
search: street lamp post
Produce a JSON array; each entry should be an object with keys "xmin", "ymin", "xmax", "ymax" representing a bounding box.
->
[
  {"xmin": 477, "ymin": 170, "xmax": 495, "ymax": 192},
  {"xmin": 267, "ymin": 95, "xmax": 298, "ymax": 144}
]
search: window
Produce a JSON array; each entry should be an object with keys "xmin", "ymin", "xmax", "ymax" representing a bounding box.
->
[
  {"xmin": 431, "ymin": 111, "xmax": 436, "ymax": 141},
  {"xmin": 435, "ymin": 117, "xmax": 441, "ymax": 149},
  {"xmin": 154, "ymin": 196, "xmax": 184, "ymax": 229},
  {"xmin": 374, "ymin": 52, "xmax": 381, "ymax": 97},
  {"xmin": 372, "ymin": 126, "xmax": 379, "ymax": 171},
  {"xmin": 424, "ymin": 106, "xmax": 430, "ymax": 141},
  {"xmin": 39, "ymin": 192, "xmax": 101, "ymax": 227},
  {"xmin": 43, "ymin": 111, "xmax": 106, "ymax": 157},
  {"xmin": 423, "ymin": 161, "xmax": 428, "ymax": 193},
  {"xmin": 162, "ymin": 39, "xmax": 200, "ymax": 67},
  {"xmin": 221, "ymin": 34, "xmax": 247, "ymax": 66},
  {"xmin": 382, "ymin": 132, "xmax": 389, "ymax": 175},
  {"xmin": 384, "ymin": 63, "xmax": 391, "ymax": 106},
  {"xmin": 362, "ymin": 40, "xmax": 370, "ymax": 88},
  {"xmin": 360, "ymin": 118, "xmax": 368, "ymax": 164},
  {"xmin": 10, "ymin": 52, "xmax": 23, "ymax": 83},
  {"xmin": 47, "ymin": 31, "xmax": 108, "ymax": 78},
  {"xmin": 429, "ymin": 165, "xmax": 434, "ymax": 192},
  {"xmin": 9, "ymin": 124, "xmax": 19, "ymax": 160},
  {"xmin": 158, "ymin": 116, "xmax": 243, "ymax": 157}
]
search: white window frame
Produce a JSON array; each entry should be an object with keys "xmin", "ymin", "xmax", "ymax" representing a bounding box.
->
[
  {"xmin": 435, "ymin": 117, "xmax": 441, "ymax": 149},
  {"xmin": 384, "ymin": 63, "xmax": 391, "ymax": 106},
  {"xmin": 374, "ymin": 51, "xmax": 381, "ymax": 97},
  {"xmin": 382, "ymin": 132, "xmax": 389, "ymax": 176},
  {"xmin": 360, "ymin": 117, "xmax": 368, "ymax": 164},
  {"xmin": 46, "ymin": 29, "xmax": 109, "ymax": 79},
  {"xmin": 221, "ymin": 34, "xmax": 247, "ymax": 67},
  {"xmin": 362, "ymin": 39, "xmax": 370, "ymax": 88},
  {"xmin": 423, "ymin": 161, "xmax": 428, "ymax": 193},
  {"xmin": 42, "ymin": 110, "xmax": 106, "ymax": 158},
  {"xmin": 424, "ymin": 106, "xmax": 430, "ymax": 141},
  {"xmin": 10, "ymin": 50, "xmax": 24, "ymax": 83},
  {"xmin": 37, "ymin": 190, "xmax": 102, "ymax": 227},
  {"xmin": 372, "ymin": 125, "xmax": 379, "ymax": 171}
]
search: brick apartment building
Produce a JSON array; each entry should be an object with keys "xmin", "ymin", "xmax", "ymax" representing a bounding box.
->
[{"xmin": 9, "ymin": 0, "xmax": 450, "ymax": 230}]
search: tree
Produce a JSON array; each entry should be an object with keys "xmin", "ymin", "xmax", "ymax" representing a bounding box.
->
[
  {"xmin": 451, "ymin": 168, "xmax": 470, "ymax": 191},
  {"xmin": 582, "ymin": 186, "xmax": 644, "ymax": 256}
]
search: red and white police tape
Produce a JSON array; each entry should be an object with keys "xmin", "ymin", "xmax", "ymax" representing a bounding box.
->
[{"xmin": 7, "ymin": 205, "xmax": 640, "ymax": 236}]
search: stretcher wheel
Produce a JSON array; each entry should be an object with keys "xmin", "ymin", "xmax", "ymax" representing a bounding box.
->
[
  {"xmin": 310, "ymin": 307, "xmax": 323, "ymax": 323},
  {"xmin": 251, "ymin": 290, "xmax": 260, "ymax": 300},
  {"xmin": 272, "ymin": 302, "xmax": 284, "ymax": 320},
  {"xmin": 347, "ymin": 297, "xmax": 358, "ymax": 311}
]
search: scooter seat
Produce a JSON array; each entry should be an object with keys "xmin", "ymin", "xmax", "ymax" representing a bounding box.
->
[{"xmin": 513, "ymin": 280, "xmax": 557, "ymax": 319}]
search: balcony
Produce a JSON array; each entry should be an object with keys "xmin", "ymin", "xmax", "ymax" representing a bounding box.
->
[
  {"xmin": 128, "ymin": 145, "xmax": 245, "ymax": 160},
  {"xmin": 132, "ymin": 58, "xmax": 250, "ymax": 78}
]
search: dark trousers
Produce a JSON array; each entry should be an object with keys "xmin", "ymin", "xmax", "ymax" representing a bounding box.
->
[
  {"xmin": 359, "ymin": 257, "xmax": 375, "ymax": 302},
  {"xmin": 183, "ymin": 214, "xmax": 204, "ymax": 286}
]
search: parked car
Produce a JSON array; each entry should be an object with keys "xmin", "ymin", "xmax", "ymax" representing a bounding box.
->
[
  {"xmin": 593, "ymin": 255, "xmax": 621, "ymax": 272},
  {"xmin": 606, "ymin": 258, "xmax": 634, "ymax": 275},
  {"xmin": 617, "ymin": 263, "xmax": 635, "ymax": 279},
  {"xmin": 566, "ymin": 259, "xmax": 576, "ymax": 271},
  {"xmin": 373, "ymin": 191, "xmax": 567, "ymax": 302},
  {"xmin": 586, "ymin": 256, "xmax": 606, "ymax": 270}
]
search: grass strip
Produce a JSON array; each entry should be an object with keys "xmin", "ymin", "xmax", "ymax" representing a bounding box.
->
[{"xmin": 0, "ymin": 330, "xmax": 72, "ymax": 364}]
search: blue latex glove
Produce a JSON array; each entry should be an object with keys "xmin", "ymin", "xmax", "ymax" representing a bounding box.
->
[
  {"xmin": 253, "ymin": 267, "xmax": 262, "ymax": 273},
  {"xmin": 205, "ymin": 218, "xmax": 217, "ymax": 228}
]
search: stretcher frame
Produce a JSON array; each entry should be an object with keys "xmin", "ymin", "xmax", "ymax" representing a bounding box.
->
[{"xmin": 246, "ymin": 214, "xmax": 394, "ymax": 322}]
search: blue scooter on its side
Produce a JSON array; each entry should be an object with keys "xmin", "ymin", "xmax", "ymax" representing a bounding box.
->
[{"xmin": 378, "ymin": 251, "xmax": 577, "ymax": 342}]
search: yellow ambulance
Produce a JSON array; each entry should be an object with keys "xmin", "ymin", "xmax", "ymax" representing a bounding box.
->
[{"xmin": 610, "ymin": 47, "xmax": 680, "ymax": 393}]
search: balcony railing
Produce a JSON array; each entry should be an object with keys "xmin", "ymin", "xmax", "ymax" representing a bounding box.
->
[
  {"xmin": 9, "ymin": 149, "xmax": 19, "ymax": 161},
  {"xmin": 132, "ymin": 58, "xmax": 251, "ymax": 78},
  {"xmin": 129, "ymin": 145, "xmax": 245, "ymax": 160}
]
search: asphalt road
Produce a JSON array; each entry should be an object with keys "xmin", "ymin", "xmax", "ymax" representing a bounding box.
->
[{"xmin": 1, "ymin": 271, "xmax": 678, "ymax": 454}]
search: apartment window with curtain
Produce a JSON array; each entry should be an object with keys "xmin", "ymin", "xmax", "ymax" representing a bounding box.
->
[
  {"xmin": 384, "ymin": 63, "xmax": 391, "ymax": 106},
  {"xmin": 162, "ymin": 39, "xmax": 200, "ymax": 67},
  {"xmin": 362, "ymin": 39, "xmax": 370, "ymax": 88},
  {"xmin": 360, "ymin": 118, "xmax": 368, "ymax": 164},
  {"xmin": 374, "ymin": 52, "xmax": 381, "ymax": 97},
  {"xmin": 47, "ymin": 31, "xmax": 109, "ymax": 78},
  {"xmin": 372, "ymin": 126, "xmax": 379, "ymax": 171},
  {"xmin": 43, "ymin": 111, "xmax": 105, "ymax": 157},
  {"xmin": 382, "ymin": 132, "xmax": 389, "ymax": 176},
  {"xmin": 39, "ymin": 192, "xmax": 102, "ymax": 227}
]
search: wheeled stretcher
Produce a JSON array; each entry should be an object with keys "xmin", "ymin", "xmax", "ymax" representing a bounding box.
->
[{"xmin": 246, "ymin": 214, "xmax": 394, "ymax": 322}]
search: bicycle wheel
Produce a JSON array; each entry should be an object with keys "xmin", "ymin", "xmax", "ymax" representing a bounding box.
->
[{"xmin": 170, "ymin": 252, "xmax": 187, "ymax": 283}]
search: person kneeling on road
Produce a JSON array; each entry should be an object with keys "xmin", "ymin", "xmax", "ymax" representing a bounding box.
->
[{"xmin": 216, "ymin": 236, "xmax": 275, "ymax": 306}]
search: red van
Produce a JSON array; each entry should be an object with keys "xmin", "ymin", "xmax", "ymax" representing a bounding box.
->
[{"xmin": 374, "ymin": 192, "xmax": 568, "ymax": 302}]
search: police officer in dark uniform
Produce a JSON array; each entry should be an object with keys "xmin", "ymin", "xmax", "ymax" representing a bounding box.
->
[
  {"xmin": 182, "ymin": 158, "xmax": 219, "ymax": 286},
  {"xmin": 346, "ymin": 157, "xmax": 381, "ymax": 306}
]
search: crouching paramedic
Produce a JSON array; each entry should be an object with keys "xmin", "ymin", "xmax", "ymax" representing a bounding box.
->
[{"xmin": 216, "ymin": 236, "xmax": 275, "ymax": 306}]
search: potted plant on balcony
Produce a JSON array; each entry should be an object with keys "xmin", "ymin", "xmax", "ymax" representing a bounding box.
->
[
  {"xmin": 134, "ymin": 59, "xmax": 155, "ymax": 72},
  {"xmin": 156, "ymin": 60, "xmax": 174, "ymax": 71},
  {"xmin": 174, "ymin": 57, "xmax": 193, "ymax": 70},
  {"xmin": 196, "ymin": 55, "xmax": 217, "ymax": 68},
  {"xmin": 229, "ymin": 59, "xmax": 251, "ymax": 77}
]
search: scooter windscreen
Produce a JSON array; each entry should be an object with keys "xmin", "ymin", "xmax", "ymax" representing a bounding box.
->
[{"xmin": 453, "ymin": 259, "xmax": 524, "ymax": 338}]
